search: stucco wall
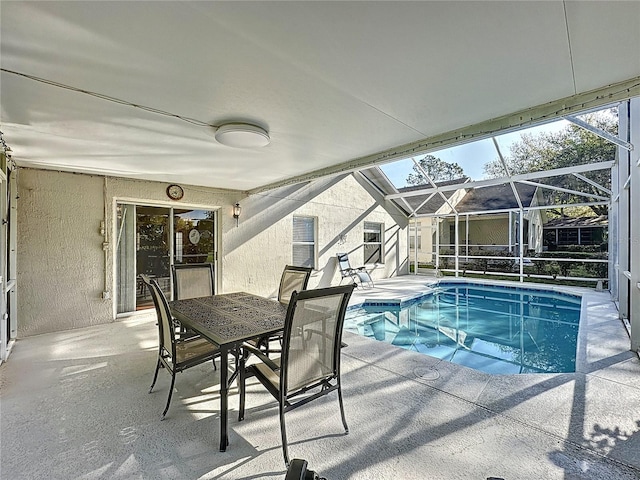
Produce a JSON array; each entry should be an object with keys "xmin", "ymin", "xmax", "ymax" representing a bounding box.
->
[
  {"xmin": 18, "ymin": 169, "xmax": 108, "ymax": 336},
  {"xmin": 18, "ymin": 168, "xmax": 408, "ymax": 337},
  {"xmin": 440, "ymin": 216, "xmax": 509, "ymax": 248},
  {"xmin": 18, "ymin": 168, "xmax": 239, "ymax": 337},
  {"xmin": 222, "ymin": 173, "xmax": 409, "ymax": 297}
]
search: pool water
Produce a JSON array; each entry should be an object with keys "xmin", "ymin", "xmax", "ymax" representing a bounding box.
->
[{"xmin": 344, "ymin": 282, "xmax": 582, "ymax": 374}]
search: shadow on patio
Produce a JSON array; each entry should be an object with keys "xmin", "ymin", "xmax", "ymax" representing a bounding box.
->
[{"xmin": 1, "ymin": 282, "xmax": 640, "ymax": 479}]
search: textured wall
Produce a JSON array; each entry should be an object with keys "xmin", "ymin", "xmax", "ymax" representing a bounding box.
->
[
  {"xmin": 17, "ymin": 168, "xmax": 408, "ymax": 337},
  {"xmin": 18, "ymin": 169, "xmax": 109, "ymax": 336},
  {"xmin": 223, "ymin": 174, "xmax": 409, "ymax": 297},
  {"xmin": 17, "ymin": 169, "xmax": 239, "ymax": 337}
]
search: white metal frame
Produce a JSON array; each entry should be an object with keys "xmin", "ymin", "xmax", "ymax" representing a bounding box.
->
[
  {"xmin": 0, "ymin": 149, "xmax": 17, "ymax": 363},
  {"xmin": 402, "ymin": 99, "xmax": 640, "ymax": 354},
  {"xmin": 113, "ymin": 200, "xmax": 220, "ymax": 317},
  {"xmin": 627, "ymin": 98, "xmax": 640, "ymax": 351}
]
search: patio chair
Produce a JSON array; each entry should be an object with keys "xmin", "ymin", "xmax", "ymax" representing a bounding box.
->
[
  {"xmin": 172, "ymin": 263, "xmax": 214, "ymax": 299},
  {"xmin": 171, "ymin": 263, "xmax": 215, "ymax": 338},
  {"xmin": 140, "ymin": 274, "xmax": 220, "ymax": 419},
  {"xmin": 238, "ymin": 283, "xmax": 356, "ymax": 465},
  {"xmin": 253, "ymin": 265, "xmax": 313, "ymax": 354},
  {"xmin": 277, "ymin": 265, "xmax": 313, "ymax": 305},
  {"xmin": 336, "ymin": 252, "xmax": 374, "ymax": 288}
]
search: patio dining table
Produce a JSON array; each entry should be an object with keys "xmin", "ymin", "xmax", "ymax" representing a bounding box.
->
[{"xmin": 169, "ymin": 292, "xmax": 289, "ymax": 451}]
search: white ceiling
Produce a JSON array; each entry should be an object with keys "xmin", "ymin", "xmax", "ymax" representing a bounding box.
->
[{"xmin": 1, "ymin": 1, "xmax": 639, "ymax": 192}]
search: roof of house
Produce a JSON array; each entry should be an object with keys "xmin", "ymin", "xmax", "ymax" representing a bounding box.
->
[
  {"xmin": 397, "ymin": 180, "xmax": 538, "ymax": 215},
  {"xmin": 544, "ymin": 215, "xmax": 608, "ymax": 228},
  {"xmin": 454, "ymin": 183, "xmax": 538, "ymax": 213},
  {"xmin": 398, "ymin": 177, "xmax": 469, "ymax": 215}
]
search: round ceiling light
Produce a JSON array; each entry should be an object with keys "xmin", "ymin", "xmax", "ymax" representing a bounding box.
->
[{"xmin": 214, "ymin": 123, "xmax": 270, "ymax": 148}]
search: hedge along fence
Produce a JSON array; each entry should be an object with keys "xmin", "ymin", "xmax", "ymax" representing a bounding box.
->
[
  {"xmin": 435, "ymin": 248, "xmax": 608, "ymax": 284},
  {"xmin": 528, "ymin": 251, "xmax": 608, "ymax": 279},
  {"xmin": 439, "ymin": 249, "xmax": 516, "ymax": 273}
]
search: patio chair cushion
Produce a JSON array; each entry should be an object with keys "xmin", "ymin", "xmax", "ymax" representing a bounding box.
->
[{"xmin": 175, "ymin": 337, "xmax": 218, "ymax": 364}]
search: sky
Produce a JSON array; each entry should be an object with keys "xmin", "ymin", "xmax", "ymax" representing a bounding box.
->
[{"xmin": 379, "ymin": 119, "xmax": 570, "ymax": 188}]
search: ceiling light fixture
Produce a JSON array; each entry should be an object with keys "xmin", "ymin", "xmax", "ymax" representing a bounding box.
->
[{"xmin": 215, "ymin": 123, "xmax": 270, "ymax": 148}]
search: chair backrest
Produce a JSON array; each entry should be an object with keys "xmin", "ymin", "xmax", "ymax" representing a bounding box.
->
[
  {"xmin": 140, "ymin": 274, "xmax": 175, "ymax": 357},
  {"xmin": 280, "ymin": 284, "xmax": 355, "ymax": 395},
  {"xmin": 173, "ymin": 263, "xmax": 214, "ymax": 300},
  {"xmin": 278, "ymin": 265, "xmax": 312, "ymax": 305},
  {"xmin": 336, "ymin": 253, "xmax": 352, "ymax": 276}
]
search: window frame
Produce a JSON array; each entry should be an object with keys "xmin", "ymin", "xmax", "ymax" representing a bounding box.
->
[
  {"xmin": 292, "ymin": 215, "xmax": 317, "ymax": 269},
  {"xmin": 363, "ymin": 221, "xmax": 384, "ymax": 265},
  {"xmin": 409, "ymin": 221, "xmax": 422, "ymax": 250}
]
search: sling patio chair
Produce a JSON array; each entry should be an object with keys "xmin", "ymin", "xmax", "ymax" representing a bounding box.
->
[
  {"xmin": 172, "ymin": 263, "xmax": 215, "ymax": 299},
  {"xmin": 277, "ymin": 265, "xmax": 313, "ymax": 305},
  {"xmin": 172, "ymin": 263, "xmax": 215, "ymax": 338},
  {"xmin": 140, "ymin": 274, "xmax": 220, "ymax": 419},
  {"xmin": 252, "ymin": 265, "xmax": 313, "ymax": 354},
  {"xmin": 336, "ymin": 252, "xmax": 374, "ymax": 288},
  {"xmin": 238, "ymin": 283, "xmax": 356, "ymax": 466}
]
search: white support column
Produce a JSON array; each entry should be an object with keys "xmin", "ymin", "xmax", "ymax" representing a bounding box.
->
[
  {"xmin": 435, "ymin": 218, "xmax": 440, "ymax": 272},
  {"xmin": 508, "ymin": 211, "xmax": 513, "ymax": 255},
  {"xmin": 519, "ymin": 209, "xmax": 524, "ymax": 283},
  {"xmin": 413, "ymin": 218, "xmax": 418, "ymax": 275},
  {"xmin": 466, "ymin": 214, "xmax": 469, "ymax": 259},
  {"xmin": 455, "ymin": 214, "xmax": 460, "ymax": 277},
  {"xmin": 610, "ymin": 163, "xmax": 619, "ymax": 301},
  {"xmin": 618, "ymin": 101, "xmax": 630, "ymax": 320},
  {"xmin": 629, "ymin": 97, "xmax": 640, "ymax": 352}
]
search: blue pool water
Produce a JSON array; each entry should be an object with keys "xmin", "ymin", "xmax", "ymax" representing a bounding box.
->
[{"xmin": 344, "ymin": 282, "xmax": 582, "ymax": 374}]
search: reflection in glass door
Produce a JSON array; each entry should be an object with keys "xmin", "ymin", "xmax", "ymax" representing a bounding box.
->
[
  {"xmin": 135, "ymin": 206, "xmax": 171, "ymax": 309},
  {"xmin": 174, "ymin": 209, "xmax": 215, "ymax": 265},
  {"xmin": 116, "ymin": 204, "xmax": 217, "ymax": 314}
]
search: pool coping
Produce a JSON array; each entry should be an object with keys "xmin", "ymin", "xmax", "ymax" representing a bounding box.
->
[{"xmin": 348, "ymin": 276, "xmax": 591, "ymax": 311}]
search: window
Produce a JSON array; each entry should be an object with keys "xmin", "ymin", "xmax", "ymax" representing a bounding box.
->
[
  {"xmin": 292, "ymin": 216, "xmax": 316, "ymax": 268},
  {"xmin": 409, "ymin": 222, "xmax": 422, "ymax": 250},
  {"xmin": 558, "ymin": 228, "xmax": 579, "ymax": 246},
  {"xmin": 579, "ymin": 228, "xmax": 604, "ymax": 246},
  {"xmin": 364, "ymin": 222, "xmax": 383, "ymax": 264}
]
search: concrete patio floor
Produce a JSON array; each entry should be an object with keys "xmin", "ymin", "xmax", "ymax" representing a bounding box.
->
[{"xmin": 1, "ymin": 277, "xmax": 640, "ymax": 479}]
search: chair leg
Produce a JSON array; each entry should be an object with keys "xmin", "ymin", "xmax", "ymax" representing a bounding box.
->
[
  {"xmin": 149, "ymin": 358, "xmax": 162, "ymax": 393},
  {"xmin": 238, "ymin": 353, "xmax": 246, "ymax": 422},
  {"xmin": 337, "ymin": 383, "xmax": 349, "ymax": 434},
  {"xmin": 280, "ymin": 402, "xmax": 290, "ymax": 466},
  {"xmin": 161, "ymin": 370, "xmax": 176, "ymax": 420},
  {"xmin": 260, "ymin": 336, "xmax": 270, "ymax": 356}
]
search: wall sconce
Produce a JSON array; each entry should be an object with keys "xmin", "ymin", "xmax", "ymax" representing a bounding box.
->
[
  {"xmin": 338, "ymin": 233, "xmax": 348, "ymax": 245},
  {"xmin": 233, "ymin": 202, "xmax": 242, "ymax": 227}
]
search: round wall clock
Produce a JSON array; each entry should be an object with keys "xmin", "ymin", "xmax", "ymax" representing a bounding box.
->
[{"xmin": 166, "ymin": 184, "xmax": 184, "ymax": 200}]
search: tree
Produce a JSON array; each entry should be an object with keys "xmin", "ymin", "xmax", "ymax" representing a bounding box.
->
[
  {"xmin": 406, "ymin": 155, "xmax": 465, "ymax": 185},
  {"xmin": 483, "ymin": 111, "xmax": 617, "ymax": 216}
]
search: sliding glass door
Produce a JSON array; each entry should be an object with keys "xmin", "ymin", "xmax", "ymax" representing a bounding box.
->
[
  {"xmin": 174, "ymin": 209, "xmax": 215, "ymax": 265},
  {"xmin": 116, "ymin": 203, "xmax": 217, "ymax": 314}
]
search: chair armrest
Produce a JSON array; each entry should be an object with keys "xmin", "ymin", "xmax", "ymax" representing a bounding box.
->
[
  {"xmin": 242, "ymin": 342, "xmax": 280, "ymax": 371},
  {"xmin": 177, "ymin": 335, "xmax": 213, "ymax": 347}
]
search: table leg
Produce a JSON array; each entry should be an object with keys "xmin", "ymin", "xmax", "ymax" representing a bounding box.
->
[{"xmin": 219, "ymin": 346, "xmax": 228, "ymax": 452}]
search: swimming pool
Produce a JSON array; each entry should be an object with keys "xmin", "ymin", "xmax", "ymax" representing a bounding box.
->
[{"xmin": 344, "ymin": 281, "xmax": 582, "ymax": 374}]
